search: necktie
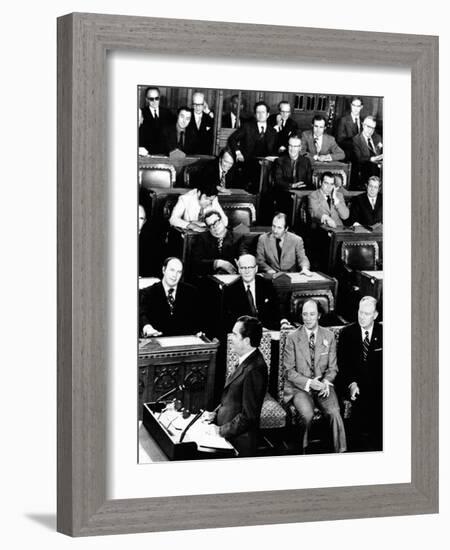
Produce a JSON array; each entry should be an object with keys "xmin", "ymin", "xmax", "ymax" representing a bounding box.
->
[
  {"xmin": 362, "ymin": 330, "xmax": 370, "ymax": 362},
  {"xmin": 309, "ymin": 332, "xmax": 315, "ymax": 376},
  {"xmin": 154, "ymin": 110, "xmax": 158, "ymax": 120},
  {"xmin": 259, "ymin": 126, "xmax": 265, "ymax": 137},
  {"xmin": 198, "ymin": 206, "xmax": 205, "ymax": 221},
  {"xmin": 276, "ymin": 238, "xmax": 282, "ymax": 261},
  {"xmin": 314, "ymin": 137, "xmax": 320, "ymax": 153},
  {"xmin": 327, "ymin": 195, "xmax": 332, "ymax": 210},
  {"xmin": 291, "ymin": 159, "xmax": 297, "ymax": 179},
  {"xmin": 246, "ymin": 285, "xmax": 257, "ymax": 316},
  {"xmin": 368, "ymin": 137, "xmax": 376, "ymax": 155},
  {"xmin": 281, "ymin": 120, "xmax": 285, "ymax": 129},
  {"xmin": 167, "ymin": 288, "xmax": 175, "ymax": 315},
  {"xmin": 219, "ymin": 170, "xmax": 226, "ymax": 189},
  {"xmin": 354, "ymin": 117, "xmax": 359, "ymax": 133},
  {"xmin": 178, "ymin": 131, "xmax": 185, "ymax": 149},
  {"xmin": 217, "ymin": 237, "xmax": 224, "ymax": 254}
]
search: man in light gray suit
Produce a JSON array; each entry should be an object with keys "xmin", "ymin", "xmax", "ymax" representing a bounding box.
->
[
  {"xmin": 256, "ymin": 212, "xmax": 311, "ymax": 274},
  {"xmin": 301, "ymin": 114, "xmax": 345, "ymax": 162},
  {"xmin": 308, "ymin": 172, "xmax": 350, "ymax": 228},
  {"xmin": 283, "ymin": 299, "xmax": 347, "ymax": 453}
]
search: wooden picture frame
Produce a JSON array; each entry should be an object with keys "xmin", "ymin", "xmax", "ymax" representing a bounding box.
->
[{"xmin": 57, "ymin": 13, "xmax": 438, "ymax": 536}]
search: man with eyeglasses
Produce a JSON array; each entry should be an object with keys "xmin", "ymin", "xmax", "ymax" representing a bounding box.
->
[
  {"xmin": 268, "ymin": 101, "xmax": 298, "ymax": 154},
  {"xmin": 160, "ymin": 106, "xmax": 198, "ymax": 155},
  {"xmin": 192, "ymin": 210, "xmax": 243, "ymax": 275},
  {"xmin": 301, "ymin": 114, "xmax": 345, "ymax": 163},
  {"xmin": 336, "ymin": 97, "xmax": 364, "ymax": 160},
  {"xmin": 352, "ymin": 115, "xmax": 383, "ymax": 187},
  {"xmin": 224, "ymin": 254, "xmax": 282, "ymax": 330},
  {"xmin": 138, "ymin": 86, "xmax": 174, "ymax": 155},
  {"xmin": 185, "ymin": 91, "xmax": 215, "ymax": 154},
  {"xmin": 272, "ymin": 134, "xmax": 313, "ymax": 214}
]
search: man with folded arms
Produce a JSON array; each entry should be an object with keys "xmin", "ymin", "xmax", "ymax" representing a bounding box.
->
[
  {"xmin": 283, "ymin": 299, "xmax": 347, "ymax": 453},
  {"xmin": 337, "ymin": 296, "xmax": 383, "ymax": 451}
]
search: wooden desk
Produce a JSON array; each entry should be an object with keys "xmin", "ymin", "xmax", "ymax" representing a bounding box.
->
[
  {"xmin": 138, "ymin": 335, "xmax": 219, "ymax": 419},
  {"xmin": 139, "ymin": 154, "xmax": 214, "ymax": 174},
  {"xmin": 321, "ymin": 224, "xmax": 383, "ymax": 274},
  {"xmin": 355, "ymin": 270, "xmax": 383, "ymax": 303}
]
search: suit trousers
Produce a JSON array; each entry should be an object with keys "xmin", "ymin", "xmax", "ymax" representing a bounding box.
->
[{"xmin": 292, "ymin": 386, "xmax": 347, "ymax": 452}]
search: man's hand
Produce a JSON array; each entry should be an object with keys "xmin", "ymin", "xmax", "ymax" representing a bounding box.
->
[
  {"xmin": 235, "ymin": 151, "xmax": 244, "ymax": 162},
  {"xmin": 203, "ymin": 101, "xmax": 213, "ymax": 116},
  {"xmin": 317, "ymin": 154, "xmax": 332, "ymax": 162},
  {"xmin": 324, "ymin": 215, "xmax": 337, "ymax": 229},
  {"xmin": 319, "ymin": 379, "xmax": 332, "ymax": 398},
  {"xmin": 331, "ymin": 188, "xmax": 340, "ymax": 206},
  {"xmin": 310, "ymin": 377, "xmax": 325, "ymax": 392},
  {"xmin": 349, "ymin": 382, "xmax": 360, "ymax": 401},
  {"xmin": 352, "ymin": 222, "xmax": 361, "ymax": 227},
  {"xmin": 300, "ymin": 267, "xmax": 312, "ymax": 277},
  {"xmin": 291, "ymin": 181, "xmax": 305, "ymax": 189},
  {"xmin": 142, "ymin": 324, "xmax": 162, "ymax": 337},
  {"xmin": 202, "ymin": 410, "xmax": 217, "ymax": 424},
  {"xmin": 370, "ymin": 154, "xmax": 383, "ymax": 163},
  {"xmin": 187, "ymin": 221, "xmax": 206, "ymax": 232},
  {"xmin": 280, "ymin": 318, "xmax": 293, "ymax": 330},
  {"xmin": 216, "ymin": 260, "xmax": 237, "ymax": 274},
  {"xmin": 139, "ymin": 147, "xmax": 150, "ymax": 156}
]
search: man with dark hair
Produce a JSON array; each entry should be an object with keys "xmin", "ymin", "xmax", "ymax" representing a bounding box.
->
[
  {"xmin": 169, "ymin": 181, "xmax": 228, "ymax": 232},
  {"xmin": 205, "ymin": 316, "xmax": 268, "ymax": 456},
  {"xmin": 221, "ymin": 94, "xmax": 248, "ymax": 129},
  {"xmin": 308, "ymin": 172, "xmax": 350, "ymax": 228},
  {"xmin": 337, "ymin": 296, "xmax": 382, "ymax": 451},
  {"xmin": 352, "ymin": 115, "xmax": 383, "ymax": 187},
  {"xmin": 348, "ymin": 176, "xmax": 383, "ymax": 226},
  {"xmin": 272, "ymin": 133, "xmax": 313, "ymax": 213},
  {"xmin": 139, "ymin": 257, "xmax": 202, "ymax": 336},
  {"xmin": 336, "ymin": 97, "xmax": 364, "ymax": 160},
  {"xmin": 256, "ymin": 212, "xmax": 311, "ymax": 274},
  {"xmin": 188, "ymin": 91, "xmax": 215, "ymax": 154},
  {"xmin": 192, "ymin": 210, "xmax": 242, "ymax": 275},
  {"xmin": 224, "ymin": 253, "xmax": 283, "ymax": 330},
  {"xmin": 301, "ymin": 114, "xmax": 345, "ymax": 162},
  {"xmin": 228, "ymin": 101, "xmax": 278, "ymax": 192},
  {"xmin": 268, "ymin": 100, "xmax": 298, "ymax": 153},
  {"xmin": 138, "ymin": 86, "xmax": 175, "ymax": 155},
  {"xmin": 283, "ymin": 299, "xmax": 347, "ymax": 453},
  {"xmin": 160, "ymin": 106, "xmax": 198, "ymax": 155},
  {"xmin": 197, "ymin": 148, "xmax": 238, "ymax": 191}
]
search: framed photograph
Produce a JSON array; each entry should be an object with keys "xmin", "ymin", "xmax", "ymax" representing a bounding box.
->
[{"xmin": 57, "ymin": 13, "xmax": 438, "ymax": 536}]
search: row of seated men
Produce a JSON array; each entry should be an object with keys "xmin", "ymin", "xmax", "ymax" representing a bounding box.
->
[
  {"xmin": 139, "ymin": 254, "xmax": 382, "ymax": 457},
  {"xmin": 139, "ymin": 172, "xmax": 382, "ymax": 281},
  {"xmin": 139, "ymin": 88, "xmax": 382, "ymax": 190}
]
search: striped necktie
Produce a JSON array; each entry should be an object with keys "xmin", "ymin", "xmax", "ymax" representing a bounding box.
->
[
  {"xmin": 167, "ymin": 288, "xmax": 175, "ymax": 315},
  {"xmin": 309, "ymin": 332, "xmax": 315, "ymax": 376},
  {"xmin": 362, "ymin": 330, "xmax": 370, "ymax": 362}
]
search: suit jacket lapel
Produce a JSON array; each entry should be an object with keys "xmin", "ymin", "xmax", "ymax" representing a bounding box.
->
[
  {"xmin": 269, "ymin": 234, "xmax": 280, "ymax": 269},
  {"xmin": 298, "ymin": 327, "xmax": 311, "ymax": 368},
  {"xmin": 224, "ymin": 349, "xmax": 256, "ymax": 389}
]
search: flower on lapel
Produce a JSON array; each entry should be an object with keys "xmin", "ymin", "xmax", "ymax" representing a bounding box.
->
[
  {"xmin": 264, "ymin": 298, "xmax": 269, "ymax": 303},
  {"xmin": 323, "ymin": 339, "xmax": 329, "ymax": 347}
]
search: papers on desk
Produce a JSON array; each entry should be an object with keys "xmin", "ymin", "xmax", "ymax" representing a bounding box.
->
[
  {"xmin": 361, "ymin": 270, "xmax": 383, "ymax": 279},
  {"xmin": 213, "ymin": 274, "xmax": 240, "ymax": 285},
  {"xmin": 286, "ymin": 272, "xmax": 327, "ymax": 283},
  {"xmin": 155, "ymin": 335, "xmax": 205, "ymax": 347}
]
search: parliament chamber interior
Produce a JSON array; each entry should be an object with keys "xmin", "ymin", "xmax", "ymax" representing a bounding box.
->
[{"xmin": 137, "ymin": 85, "xmax": 384, "ymax": 461}]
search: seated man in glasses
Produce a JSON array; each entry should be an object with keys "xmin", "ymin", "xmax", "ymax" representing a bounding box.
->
[
  {"xmin": 138, "ymin": 86, "xmax": 175, "ymax": 155},
  {"xmin": 224, "ymin": 253, "xmax": 285, "ymax": 331},
  {"xmin": 192, "ymin": 210, "xmax": 243, "ymax": 276}
]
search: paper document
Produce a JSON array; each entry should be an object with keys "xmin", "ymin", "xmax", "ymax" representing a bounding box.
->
[
  {"xmin": 287, "ymin": 272, "xmax": 327, "ymax": 283},
  {"xmin": 156, "ymin": 335, "xmax": 204, "ymax": 347}
]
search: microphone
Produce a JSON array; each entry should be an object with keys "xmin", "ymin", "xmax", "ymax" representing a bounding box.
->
[
  {"xmin": 179, "ymin": 409, "xmax": 204, "ymax": 443},
  {"xmin": 155, "ymin": 384, "xmax": 185, "ymax": 403}
]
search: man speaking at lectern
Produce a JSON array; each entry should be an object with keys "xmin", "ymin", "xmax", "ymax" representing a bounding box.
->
[{"xmin": 204, "ymin": 316, "xmax": 268, "ymax": 457}]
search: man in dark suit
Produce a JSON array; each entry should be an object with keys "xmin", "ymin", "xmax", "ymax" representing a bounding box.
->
[
  {"xmin": 139, "ymin": 257, "xmax": 202, "ymax": 336},
  {"xmin": 160, "ymin": 106, "xmax": 198, "ymax": 155},
  {"xmin": 205, "ymin": 316, "xmax": 268, "ymax": 457},
  {"xmin": 336, "ymin": 96, "xmax": 364, "ymax": 160},
  {"xmin": 272, "ymin": 133, "xmax": 313, "ymax": 213},
  {"xmin": 337, "ymin": 296, "xmax": 383, "ymax": 451},
  {"xmin": 301, "ymin": 114, "xmax": 345, "ymax": 162},
  {"xmin": 348, "ymin": 176, "xmax": 383, "ymax": 226},
  {"xmin": 188, "ymin": 91, "xmax": 215, "ymax": 154},
  {"xmin": 138, "ymin": 86, "xmax": 175, "ymax": 155},
  {"xmin": 228, "ymin": 101, "xmax": 278, "ymax": 193},
  {"xmin": 283, "ymin": 299, "xmax": 347, "ymax": 452},
  {"xmin": 267, "ymin": 100, "xmax": 299, "ymax": 154},
  {"xmin": 192, "ymin": 210, "xmax": 243, "ymax": 276},
  {"xmin": 196, "ymin": 149, "xmax": 238, "ymax": 191},
  {"xmin": 224, "ymin": 254, "xmax": 284, "ymax": 330},
  {"xmin": 221, "ymin": 94, "xmax": 249, "ymax": 129},
  {"xmin": 352, "ymin": 115, "xmax": 383, "ymax": 188}
]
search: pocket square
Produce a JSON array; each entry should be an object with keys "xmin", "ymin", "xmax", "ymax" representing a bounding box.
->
[{"xmin": 373, "ymin": 347, "xmax": 382, "ymax": 352}]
